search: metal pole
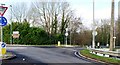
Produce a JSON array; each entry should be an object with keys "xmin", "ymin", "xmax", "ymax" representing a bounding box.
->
[
  {"xmin": 10, "ymin": 5, "xmax": 12, "ymax": 45},
  {"xmin": 0, "ymin": 4, "xmax": 5, "ymax": 56},
  {"xmin": 0, "ymin": 6, "xmax": 1, "ymax": 62},
  {"xmin": 70, "ymin": 31, "xmax": 71, "ymax": 45},
  {"xmin": 113, "ymin": 36, "xmax": 116, "ymax": 48},
  {"xmin": 0, "ymin": 5, "xmax": 1, "ymax": 57},
  {"xmin": 1, "ymin": 26, "xmax": 2, "ymax": 43},
  {"xmin": 0, "ymin": 16, "xmax": 2, "ymax": 56},
  {"xmin": 65, "ymin": 28, "xmax": 68, "ymax": 46},
  {"xmin": 92, "ymin": 32, "xmax": 95, "ymax": 48},
  {"xmin": 92, "ymin": 0, "xmax": 95, "ymax": 48},
  {"xmin": 69, "ymin": 21, "xmax": 70, "ymax": 45},
  {"xmin": 0, "ymin": 20, "xmax": 2, "ymax": 65},
  {"xmin": 70, "ymin": 21, "xmax": 71, "ymax": 45},
  {"xmin": 66, "ymin": 36, "xmax": 67, "ymax": 46}
]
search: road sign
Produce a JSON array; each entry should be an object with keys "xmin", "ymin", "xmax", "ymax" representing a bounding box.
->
[
  {"xmin": 0, "ymin": 16, "xmax": 7, "ymax": 26},
  {"xmin": 92, "ymin": 31, "xmax": 97, "ymax": 36},
  {"xmin": 113, "ymin": 37, "xmax": 116, "ymax": 39},
  {"xmin": 0, "ymin": 42, "xmax": 6, "ymax": 55},
  {"xmin": 1, "ymin": 42, "xmax": 6, "ymax": 48},
  {"xmin": 13, "ymin": 31, "xmax": 19, "ymax": 34},
  {"xmin": 65, "ymin": 33, "xmax": 68, "ymax": 36},
  {"xmin": 12, "ymin": 34, "xmax": 20, "ymax": 38},
  {"xmin": 0, "ymin": 6, "xmax": 8, "ymax": 16},
  {"xmin": 12, "ymin": 31, "xmax": 20, "ymax": 38}
]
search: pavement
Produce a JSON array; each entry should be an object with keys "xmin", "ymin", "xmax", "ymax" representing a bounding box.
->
[{"xmin": 1, "ymin": 46, "xmax": 107, "ymax": 65}]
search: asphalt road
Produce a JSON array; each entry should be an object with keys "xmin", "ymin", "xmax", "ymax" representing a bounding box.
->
[{"xmin": 1, "ymin": 46, "xmax": 106, "ymax": 65}]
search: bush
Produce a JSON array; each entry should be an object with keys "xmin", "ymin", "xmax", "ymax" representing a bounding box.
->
[{"xmin": 3, "ymin": 22, "xmax": 47, "ymax": 45}]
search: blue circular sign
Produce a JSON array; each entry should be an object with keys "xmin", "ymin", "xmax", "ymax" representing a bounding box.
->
[
  {"xmin": 1, "ymin": 42, "xmax": 6, "ymax": 48},
  {"xmin": 0, "ymin": 16, "xmax": 7, "ymax": 26}
]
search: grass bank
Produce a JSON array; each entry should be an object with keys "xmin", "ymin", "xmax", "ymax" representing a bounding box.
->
[{"xmin": 80, "ymin": 49, "xmax": 120, "ymax": 64}]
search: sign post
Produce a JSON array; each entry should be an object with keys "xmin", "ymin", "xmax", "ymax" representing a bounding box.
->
[{"xmin": 0, "ymin": 4, "xmax": 8, "ymax": 56}]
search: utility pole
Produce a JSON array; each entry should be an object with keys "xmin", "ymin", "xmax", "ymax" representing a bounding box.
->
[{"xmin": 110, "ymin": 0, "xmax": 114, "ymax": 51}]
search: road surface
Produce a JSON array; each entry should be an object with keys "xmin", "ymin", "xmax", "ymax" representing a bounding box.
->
[{"xmin": 2, "ymin": 46, "xmax": 106, "ymax": 65}]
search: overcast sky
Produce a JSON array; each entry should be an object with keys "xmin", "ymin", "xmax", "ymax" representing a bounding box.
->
[
  {"xmin": 0, "ymin": 0, "xmax": 120, "ymax": 28},
  {"xmin": 67, "ymin": 0, "xmax": 119, "ymax": 28}
]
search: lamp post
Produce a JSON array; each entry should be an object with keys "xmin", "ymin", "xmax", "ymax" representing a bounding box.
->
[{"xmin": 92, "ymin": 0, "xmax": 95, "ymax": 48}]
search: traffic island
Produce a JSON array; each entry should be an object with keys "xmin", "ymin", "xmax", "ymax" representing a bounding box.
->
[{"xmin": 1, "ymin": 52, "xmax": 16, "ymax": 60}]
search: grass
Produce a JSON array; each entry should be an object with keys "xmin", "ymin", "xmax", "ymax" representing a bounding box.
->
[{"xmin": 80, "ymin": 49, "xmax": 120, "ymax": 64}]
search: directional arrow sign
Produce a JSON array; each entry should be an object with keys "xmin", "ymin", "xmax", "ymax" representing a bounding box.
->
[{"xmin": 1, "ymin": 42, "xmax": 6, "ymax": 48}]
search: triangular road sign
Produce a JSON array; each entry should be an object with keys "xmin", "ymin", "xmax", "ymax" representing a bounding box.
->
[{"xmin": 0, "ymin": 6, "xmax": 8, "ymax": 16}]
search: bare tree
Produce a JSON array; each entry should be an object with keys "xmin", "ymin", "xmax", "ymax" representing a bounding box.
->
[
  {"xmin": 29, "ymin": 1, "xmax": 77, "ymax": 35},
  {"xmin": 70, "ymin": 17, "xmax": 82, "ymax": 44},
  {"xmin": 12, "ymin": 2, "xmax": 29, "ymax": 22},
  {"xmin": 29, "ymin": 2, "xmax": 59, "ymax": 33}
]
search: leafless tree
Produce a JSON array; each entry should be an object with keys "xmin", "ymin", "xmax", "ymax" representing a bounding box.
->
[
  {"xmin": 12, "ymin": 2, "xmax": 29, "ymax": 22},
  {"xmin": 29, "ymin": 1, "xmax": 79, "ymax": 35}
]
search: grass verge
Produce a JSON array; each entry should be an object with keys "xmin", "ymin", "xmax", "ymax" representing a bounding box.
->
[{"xmin": 80, "ymin": 49, "xmax": 120, "ymax": 64}]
